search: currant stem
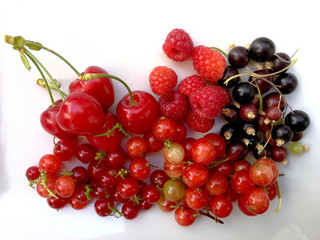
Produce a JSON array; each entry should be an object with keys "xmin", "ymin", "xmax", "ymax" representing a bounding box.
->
[
  {"xmin": 274, "ymin": 179, "xmax": 282, "ymax": 213},
  {"xmin": 23, "ymin": 50, "xmax": 56, "ymax": 106},
  {"xmin": 81, "ymin": 73, "xmax": 136, "ymax": 105},
  {"xmin": 199, "ymin": 210, "xmax": 224, "ymax": 224},
  {"xmin": 25, "ymin": 40, "xmax": 81, "ymax": 77},
  {"xmin": 210, "ymin": 47, "xmax": 228, "ymax": 58}
]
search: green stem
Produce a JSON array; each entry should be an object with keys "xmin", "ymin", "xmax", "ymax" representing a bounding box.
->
[
  {"xmin": 25, "ymin": 41, "xmax": 81, "ymax": 77},
  {"xmin": 81, "ymin": 73, "xmax": 136, "ymax": 105},
  {"xmin": 24, "ymin": 50, "xmax": 56, "ymax": 106},
  {"xmin": 24, "ymin": 49, "xmax": 66, "ymax": 101},
  {"xmin": 274, "ymin": 180, "xmax": 282, "ymax": 213},
  {"xmin": 210, "ymin": 47, "xmax": 228, "ymax": 58}
]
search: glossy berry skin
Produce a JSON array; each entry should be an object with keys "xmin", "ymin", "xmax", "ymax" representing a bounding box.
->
[
  {"xmin": 285, "ymin": 110, "xmax": 310, "ymax": 133},
  {"xmin": 174, "ymin": 206, "xmax": 197, "ymax": 226},
  {"xmin": 122, "ymin": 201, "xmax": 140, "ymax": 220},
  {"xmin": 249, "ymin": 37, "xmax": 276, "ymax": 62},
  {"xmin": 116, "ymin": 91, "xmax": 160, "ymax": 134},
  {"xmin": 105, "ymin": 147, "xmax": 126, "ymax": 169},
  {"xmin": 222, "ymin": 105, "xmax": 240, "ymax": 123},
  {"xmin": 26, "ymin": 166, "xmax": 40, "ymax": 181},
  {"xmin": 143, "ymin": 131, "xmax": 164, "ymax": 152},
  {"xmin": 162, "ymin": 28, "xmax": 194, "ymax": 62},
  {"xmin": 40, "ymin": 100, "xmax": 77, "ymax": 139},
  {"xmin": 39, "ymin": 154, "xmax": 61, "ymax": 175},
  {"xmin": 69, "ymin": 66, "xmax": 114, "ymax": 111},
  {"xmin": 157, "ymin": 194, "xmax": 177, "ymax": 212},
  {"xmin": 55, "ymin": 175, "xmax": 76, "ymax": 198},
  {"xmin": 56, "ymin": 92, "xmax": 105, "ymax": 135},
  {"xmin": 126, "ymin": 136, "xmax": 148, "ymax": 159},
  {"xmin": 244, "ymin": 187, "xmax": 270, "ymax": 214},
  {"xmin": 182, "ymin": 163, "xmax": 209, "ymax": 189},
  {"xmin": 269, "ymin": 52, "xmax": 291, "ymax": 72},
  {"xmin": 249, "ymin": 161, "xmax": 273, "ymax": 187},
  {"xmin": 232, "ymin": 82, "xmax": 256, "ymax": 105},
  {"xmin": 129, "ymin": 157, "xmax": 150, "ymax": 181},
  {"xmin": 274, "ymin": 73, "xmax": 298, "ymax": 94},
  {"xmin": 71, "ymin": 166, "xmax": 90, "ymax": 185},
  {"xmin": 271, "ymin": 124, "xmax": 293, "ymax": 146},
  {"xmin": 210, "ymin": 195, "xmax": 233, "ymax": 218},
  {"xmin": 218, "ymin": 66, "xmax": 240, "ymax": 88},
  {"xmin": 263, "ymin": 92, "xmax": 285, "ymax": 111},
  {"xmin": 230, "ymin": 170, "xmax": 255, "ymax": 194},
  {"xmin": 228, "ymin": 46, "xmax": 250, "ymax": 68},
  {"xmin": 53, "ymin": 138, "xmax": 78, "ymax": 161},
  {"xmin": 237, "ymin": 193, "xmax": 256, "ymax": 216},
  {"xmin": 225, "ymin": 141, "xmax": 249, "ymax": 161},
  {"xmin": 47, "ymin": 195, "xmax": 69, "ymax": 210},
  {"xmin": 249, "ymin": 69, "xmax": 272, "ymax": 94},
  {"xmin": 150, "ymin": 169, "xmax": 170, "ymax": 188},
  {"xmin": 36, "ymin": 175, "xmax": 58, "ymax": 198},
  {"xmin": 86, "ymin": 111, "xmax": 123, "ymax": 152},
  {"xmin": 116, "ymin": 177, "xmax": 139, "ymax": 199},
  {"xmin": 185, "ymin": 188, "xmax": 208, "ymax": 210},
  {"xmin": 142, "ymin": 184, "xmax": 160, "ymax": 204},
  {"xmin": 205, "ymin": 172, "xmax": 229, "ymax": 196},
  {"xmin": 152, "ymin": 118, "xmax": 177, "ymax": 141},
  {"xmin": 76, "ymin": 143, "xmax": 99, "ymax": 164},
  {"xmin": 191, "ymin": 138, "xmax": 217, "ymax": 165},
  {"xmin": 163, "ymin": 179, "xmax": 186, "ymax": 201},
  {"xmin": 94, "ymin": 198, "xmax": 115, "ymax": 217},
  {"xmin": 163, "ymin": 160, "xmax": 184, "ymax": 179}
]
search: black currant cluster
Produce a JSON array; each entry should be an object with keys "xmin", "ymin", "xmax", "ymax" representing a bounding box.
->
[{"xmin": 218, "ymin": 37, "xmax": 310, "ymax": 163}]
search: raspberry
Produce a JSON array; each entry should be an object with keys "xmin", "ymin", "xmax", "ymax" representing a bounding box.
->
[
  {"xmin": 178, "ymin": 75, "xmax": 206, "ymax": 96},
  {"xmin": 189, "ymin": 86, "xmax": 230, "ymax": 120},
  {"xmin": 162, "ymin": 28, "xmax": 194, "ymax": 62},
  {"xmin": 158, "ymin": 91, "xmax": 188, "ymax": 121},
  {"xmin": 149, "ymin": 66, "xmax": 178, "ymax": 95},
  {"xmin": 185, "ymin": 110, "xmax": 215, "ymax": 133},
  {"xmin": 192, "ymin": 45, "xmax": 227, "ymax": 83}
]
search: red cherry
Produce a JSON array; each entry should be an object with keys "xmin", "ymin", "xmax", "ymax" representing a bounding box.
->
[
  {"xmin": 53, "ymin": 138, "xmax": 78, "ymax": 161},
  {"xmin": 40, "ymin": 100, "xmax": 77, "ymax": 139},
  {"xmin": 86, "ymin": 111, "xmax": 123, "ymax": 152},
  {"xmin": 56, "ymin": 92, "xmax": 105, "ymax": 135},
  {"xmin": 116, "ymin": 91, "xmax": 160, "ymax": 134},
  {"xmin": 69, "ymin": 66, "xmax": 114, "ymax": 111}
]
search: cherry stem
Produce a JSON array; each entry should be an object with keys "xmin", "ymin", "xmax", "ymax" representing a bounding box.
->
[
  {"xmin": 94, "ymin": 122, "xmax": 130, "ymax": 138},
  {"xmin": 274, "ymin": 179, "xmax": 282, "ymax": 213},
  {"xmin": 80, "ymin": 73, "xmax": 136, "ymax": 106},
  {"xmin": 199, "ymin": 210, "xmax": 224, "ymax": 224},
  {"xmin": 24, "ymin": 49, "xmax": 66, "ymax": 101},
  {"xmin": 23, "ymin": 50, "xmax": 56, "ymax": 106},
  {"xmin": 210, "ymin": 47, "xmax": 228, "ymax": 58},
  {"xmin": 25, "ymin": 40, "xmax": 81, "ymax": 77}
]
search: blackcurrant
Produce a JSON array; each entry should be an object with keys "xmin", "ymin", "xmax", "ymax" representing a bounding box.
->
[
  {"xmin": 248, "ymin": 69, "xmax": 272, "ymax": 94},
  {"xmin": 249, "ymin": 37, "xmax": 276, "ymax": 62},
  {"xmin": 271, "ymin": 124, "xmax": 293, "ymax": 146},
  {"xmin": 241, "ymin": 121, "xmax": 257, "ymax": 137},
  {"xmin": 222, "ymin": 105, "xmax": 240, "ymax": 123},
  {"xmin": 232, "ymin": 82, "xmax": 256, "ymax": 105},
  {"xmin": 285, "ymin": 110, "xmax": 310, "ymax": 133},
  {"xmin": 220, "ymin": 123, "xmax": 241, "ymax": 141},
  {"xmin": 274, "ymin": 73, "xmax": 298, "ymax": 94},
  {"xmin": 263, "ymin": 92, "xmax": 285, "ymax": 111},
  {"xmin": 268, "ymin": 52, "xmax": 291, "ymax": 72},
  {"xmin": 218, "ymin": 66, "xmax": 240, "ymax": 88},
  {"xmin": 228, "ymin": 46, "xmax": 250, "ymax": 68}
]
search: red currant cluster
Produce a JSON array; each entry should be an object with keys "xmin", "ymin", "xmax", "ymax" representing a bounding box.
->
[{"xmin": 5, "ymin": 28, "xmax": 310, "ymax": 226}]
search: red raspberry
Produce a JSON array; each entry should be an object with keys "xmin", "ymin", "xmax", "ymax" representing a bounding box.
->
[
  {"xmin": 178, "ymin": 75, "xmax": 206, "ymax": 96},
  {"xmin": 158, "ymin": 91, "xmax": 188, "ymax": 121},
  {"xmin": 186, "ymin": 110, "xmax": 215, "ymax": 133},
  {"xmin": 149, "ymin": 66, "xmax": 178, "ymax": 95},
  {"xmin": 192, "ymin": 45, "xmax": 227, "ymax": 83},
  {"xmin": 162, "ymin": 28, "xmax": 194, "ymax": 62},
  {"xmin": 189, "ymin": 86, "xmax": 230, "ymax": 120}
]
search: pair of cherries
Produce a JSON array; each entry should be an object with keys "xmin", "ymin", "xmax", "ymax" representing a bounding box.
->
[{"xmin": 40, "ymin": 66, "xmax": 160, "ymax": 151}]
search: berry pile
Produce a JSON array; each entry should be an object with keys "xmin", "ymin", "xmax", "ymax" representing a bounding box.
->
[{"xmin": 5, "ymin": 29, "xmax": 310, "ymax": 226}]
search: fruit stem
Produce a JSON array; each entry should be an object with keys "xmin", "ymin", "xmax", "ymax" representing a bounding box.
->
[
  {"xmin": 25, "ymin": 40, "xmax": 81, "ymax": 77},
  {"xmin": 94, "ymin": 122, "xmax": 130, "ymax": 138},
  {"xmin": 274, "ymin": 179, "xmax": 282, "ymax": 213},
  {"xmin": 199, "ymin": 210, "xmax": 224, "ymax": 224},
  {"xmin": 210, "ymin": 47, "xmax": 228, "ymax": 58},
  {"xmin": 80, "ymin": 73, "xmax": 136, "ymax": 106},
  {"xmin": 24, "ymin": 49, "xmax": 66, "ymax": 101},
  {"xmin": 23, "ymin": 50, "xmax": 56, "ymax": 106}
]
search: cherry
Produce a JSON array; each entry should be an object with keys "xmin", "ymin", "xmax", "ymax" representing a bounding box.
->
[
  {"xmin": 53, "ymin": 138, "xmax": 78, "ymax": 161},
  {"xmin": 40, "ymin": 100, "xmax": 77, "ymax": 139},
  {"xmin": 69, "ymin": 66, "xmax": 114, "ymax": 111},
  {"xmin": 86, "ymin": 111, "xmax": 124, "ymax": 153},
  {"xmin": 56, "ymin": 92, "xmax": 105, "ymax": 135},
  {"xmin": 116, "ymin": 90, "xmax": 160, "ymax": 134},
  {"xmin": 105, "ymin": 147, "xmax": 126, "ymax": 169}
]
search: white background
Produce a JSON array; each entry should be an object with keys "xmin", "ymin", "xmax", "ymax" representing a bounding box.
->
[{"xmin": 1, "ymin": 0, "xmax": 320, "ymax": 239}]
